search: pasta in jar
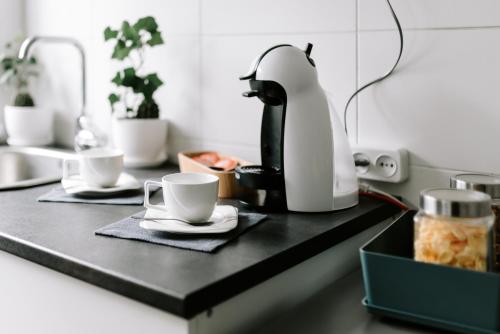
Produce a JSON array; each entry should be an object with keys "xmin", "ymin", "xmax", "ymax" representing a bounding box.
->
[
  {"xmin": 414, "ymin": 189, "xmax": 493, "ymax": 272},
  {"xmin": 451, "ymin": 174, "xmax": 500, "ymax": 271}
]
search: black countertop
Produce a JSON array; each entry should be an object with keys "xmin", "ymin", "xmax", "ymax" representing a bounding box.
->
[{"xmin": 0, "ymin": 164, "xmax": 399, "ymax": 318}]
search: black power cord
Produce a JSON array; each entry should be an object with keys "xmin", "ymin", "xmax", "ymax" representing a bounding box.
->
[{"xmin": 343, "ymin": 0, "xmax": 404, "ymax": 136}]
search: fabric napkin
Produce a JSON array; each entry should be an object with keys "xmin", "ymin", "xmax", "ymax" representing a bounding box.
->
[
  {"xmin": 37, "ymin": 186, "xmax": 152, "ymax": 206},
  {"xmin": 95, "ymin": 210, "xmax": 267, "ymax": 252}
]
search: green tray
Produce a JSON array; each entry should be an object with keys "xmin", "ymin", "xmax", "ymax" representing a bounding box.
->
[
  {"xmin": 360, "ymin": 211, "xmax": 500, "ymax": 333},
  {"xmin": 363, "ymin": 298, "xmax": 498, "ymax": 334}
]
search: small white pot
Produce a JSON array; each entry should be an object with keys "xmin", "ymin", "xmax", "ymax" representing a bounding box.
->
[
  {"xmin": 4, "ymin": 105, "xmax": 53, "ymax": 146},
  {"xmin": 112, "ymin": 118, "xmax": 168, "ymax": 167},
  {"xmin": 0, "ymin": 107, "xmax": 7, "ymax": 143}
]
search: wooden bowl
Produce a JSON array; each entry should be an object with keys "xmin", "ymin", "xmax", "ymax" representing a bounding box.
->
[{"xmin": 177, "ymin": 151, "xmax": 254, "ymax": 199}]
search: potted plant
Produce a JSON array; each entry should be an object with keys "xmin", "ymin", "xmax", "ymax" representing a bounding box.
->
[
  {"xmin": 0, "ymin": 39, "xmax": 53, "ymax": 146},
  {"xmin": 104, "ymin": 16, "xmax": 168, "ymax": 167}
]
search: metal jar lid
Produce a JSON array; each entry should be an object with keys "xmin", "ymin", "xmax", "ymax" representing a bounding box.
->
[
  {"xmin": 451, "ymin": 173, "xmax": 500, "ymax": 199},
  {"xmin": 419, "ymin": 188, "xmax": 492, "ymax": 218}
]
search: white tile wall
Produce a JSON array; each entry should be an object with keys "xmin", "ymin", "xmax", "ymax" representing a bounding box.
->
[
  {"xmin": 9, "ymin": 0, "xmax": 500, "ymax": 204},
  {"xmin": 0, "ymin": 0, "xmax": 25, "ymax": 142},
  {"xmin": 369, "ymin": 165, "xmax": 466, "ymax": 205},
  {"xmin": 25, "ymin": 0, "xmax": 201, "ymax": 147},
  {"xmin": 144, "ymin": 36, "xmax": 202, "ymax": 140},
  {"xmin": 357, "ymin": 1, "xmax": 500, "ymax": 203},
  {"xmin": 90, "ymin": 0, "xmax": 199, "ymax": 37},
  {"xmin": 22, "ymin": 0, "xmax": 357, "ymax": 156},
  {"xmin": 29, "ymin": 43, "xmax": 92, "ymax": 145},
  {"xmin": 358, "ymin": 28, "xmax": 500, "ymax": 173},
  {"xmin": 0, "ymin": 1, "xmax": 24, "ymax": 42},
  {"xmin": 201, "ymin": 0, "xmax": 355, "ymax": 34},
  {"xmin": 25, "ymin": 0, "xmax": 92, "ymax": 39},
  {"xmin": 359, "ymin": 0, "xmax": 500, "ymax": 30}
]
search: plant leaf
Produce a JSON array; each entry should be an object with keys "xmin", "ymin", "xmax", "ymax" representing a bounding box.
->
[
  {"xmin": 121, "ymin": 21, "xmax": 140, "ymax": 44},
  {"xmin": 146, "ymin": 73, "xmax": 163, "ymax": 89},
  {"xmin": 133, "ymin": 16, "xmax": 158, "ymax": 33},
  {"xmin": 122, "ymin": 67, "xmax": 136, "ymax": 85},
  {"xmin": 111, "ymin": 72, "xmax": 122, "ymax": 85},
  {"xmin": 1, "ymin": 57, "xmax": 14, "ymax": 71},
  {"xmin": 111, "ymin": 40, "xmax": 131, "ymax": 60},
  {"xmin": 120, "ymin": 67, "xmax": 145, "ymax": 93},
  {"xmin": 104, "ymin": 27, "xmax": 119, "ymax": 41},
  {"xmin": 108, "ymin": 93, "xmax": 120, "ymax": 107},
  {"xmin": 0, "ymin": 69, "xmax": 15, "ymax": 85},
  {"xmin": 141, "ymin": 73, "xmax": 163, "ymax": 100},
  {"xmin": 147, "ymin": 31, "xmax": 164, "ymax": 47}
]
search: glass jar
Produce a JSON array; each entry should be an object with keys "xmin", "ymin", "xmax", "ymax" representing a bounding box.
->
[
  {"xmin": 414, "ymin": 188, "xmax": 494, "ymax": 272},
  {"xmin": 451, "ymin": 173, "xmax": 500, "ymax": 271}
]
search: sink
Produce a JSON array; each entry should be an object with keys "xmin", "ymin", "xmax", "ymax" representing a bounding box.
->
[{"xmin": 0, "ymin": 146, "xmax": 75, "ymax": 190}]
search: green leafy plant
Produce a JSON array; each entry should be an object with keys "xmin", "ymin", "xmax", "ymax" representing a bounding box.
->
[
  {"xmin": 104, "ymin": 16, "xmax": 164, "ymax": 119},
  {"xmin": 0, "ymin": 38, "xmax": 38, "ymax": 107}
]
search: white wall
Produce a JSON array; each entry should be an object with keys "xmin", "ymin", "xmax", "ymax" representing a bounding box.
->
[
  {"xmin": 15, "ymin": 0, "xmax": 500, "ymax": 204},
  {"xmin": 0, "ymin": 0, "xmax": 24, "ymax": 141},
  {"xmin": 23, "ymin": 0, "xmax": 357, "ymax": 158},
  {"xmin": 357, "ymin": 0, "xmax": 500, "ymax": 203}
]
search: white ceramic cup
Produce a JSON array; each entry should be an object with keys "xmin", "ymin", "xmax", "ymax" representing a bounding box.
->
[
  {"xmin": 63, "ymin": 148, "xmax": 124, "ymax": 188},
  {"xmin": 144, "ymin": 173, "xmax": 219, "ymax": 223}
]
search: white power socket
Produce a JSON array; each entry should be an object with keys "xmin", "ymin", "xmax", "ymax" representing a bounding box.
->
[{"xmin": 351, "ymin": 145, "xmax": 409, "ymax": 183}]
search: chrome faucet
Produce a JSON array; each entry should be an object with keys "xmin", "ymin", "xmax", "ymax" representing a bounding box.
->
[{"xmin": 18, "ymin": 36, "xmax": 107, "ymax": 151}]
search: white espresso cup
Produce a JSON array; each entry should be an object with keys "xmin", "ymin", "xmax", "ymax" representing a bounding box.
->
[
  {"xmin": 144, "ymin": 173, "xmax": 219, "ymax": 223},
  {"xmin": 63, "ymin": 148, "xmax": 124, "ymax": 188}
]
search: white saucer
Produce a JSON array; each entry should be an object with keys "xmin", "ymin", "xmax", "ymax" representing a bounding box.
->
[
  {"xmin": 61, "ymin": 172, "xmax": 141, "ymax": 196},
  {"xmin": 139, "ymin": 205, "xmax": 238, "ymax": 234},
  {"xmin": 7, "ymin": 136, "xmax": 52, "ymax": 146}
]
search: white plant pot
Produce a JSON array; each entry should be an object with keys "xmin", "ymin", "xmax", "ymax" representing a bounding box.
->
[
  {"xmin": 112, "ymin": 118, "xmax": 168, "ymax": 167},
  {"xmin": 0, "ymin": 107, "xmax": 7, "ymax": 143},
  {"xmin": 4, "ymin": 105, "xmax": 53, "ymax": 146}
]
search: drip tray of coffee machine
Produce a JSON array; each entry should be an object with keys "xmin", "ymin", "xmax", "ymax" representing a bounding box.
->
[{"xmin": 235, "ymin": 165, "xmax": 287, "ymax": 212}]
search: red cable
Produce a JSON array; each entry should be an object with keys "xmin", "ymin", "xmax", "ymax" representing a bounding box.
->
[{"xmin": 359, "ymin": 191, "xmax": 409, "ymax": 210}]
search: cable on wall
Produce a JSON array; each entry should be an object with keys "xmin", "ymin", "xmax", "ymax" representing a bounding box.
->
[{"xmin": 343, "ymin": 0, "xmax": 404, "ymax": 136}]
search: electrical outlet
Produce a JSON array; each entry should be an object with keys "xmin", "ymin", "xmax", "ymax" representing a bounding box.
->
[
  {"xmin": 351, "ymin": 145, "xmax": 409, "ymax": 183},
  {"xmin": 375, "ymin": 154, "xmax": 397, "ymax": 177}
]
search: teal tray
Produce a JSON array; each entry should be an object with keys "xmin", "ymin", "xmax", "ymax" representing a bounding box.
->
[
  {"xmin": 363, "ymin": 298, "xmax": 498, "ymax": 334},
  {"xmin": 360, "ymin": 211, "xmax": 500, "ymax": 333}
]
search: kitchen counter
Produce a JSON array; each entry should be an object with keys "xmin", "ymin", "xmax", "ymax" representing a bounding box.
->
[{"xmin": 0, "ymin": 163, "xmax": 400, "ymax": 332}]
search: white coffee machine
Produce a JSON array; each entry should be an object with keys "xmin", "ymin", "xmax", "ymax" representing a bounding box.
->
[{"xmin": 236, "ymin": 43, "xmax": 358, "ymax": 212}]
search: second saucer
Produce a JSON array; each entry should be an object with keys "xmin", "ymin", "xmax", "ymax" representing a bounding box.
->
[{"xmin": 62, "ymin": 172, "xmax": 141, "ymax": 197}]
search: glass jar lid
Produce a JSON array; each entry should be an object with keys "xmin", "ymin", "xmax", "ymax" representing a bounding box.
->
[
  {"xmin": 451, "ymin": 173, "xmax": 500, "ymax": 199},
  {"xmin": 419, "ymin": 188, "xmax": 492, "ymax": 218}
]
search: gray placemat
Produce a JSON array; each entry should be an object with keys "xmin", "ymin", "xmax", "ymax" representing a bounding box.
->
[
  {"xmin": 38, "ymin": 186, "xmax": 148, "ymax": 205},
  {"xmin": 95, "ymin": 210, "xmax": 267, "ymax": 252}
]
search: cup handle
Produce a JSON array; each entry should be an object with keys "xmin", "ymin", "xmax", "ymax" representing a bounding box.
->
[
  {"xmin": 144, "ymin": 180, "xmax": 165, "ymax": 211},
  {"xmin": 62, "ymin": 159, "xmax": 79, "ymax": 180}
]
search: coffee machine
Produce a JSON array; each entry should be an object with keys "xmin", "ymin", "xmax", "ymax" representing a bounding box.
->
[{"xmin": 236, "ymin": 43, "xmax": 358, "ymax": 212}]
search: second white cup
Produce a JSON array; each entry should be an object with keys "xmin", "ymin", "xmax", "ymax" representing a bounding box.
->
[
  {"xmin": 144, "ymin": 173, "xmax": 219, "ymax": 223},
  {"xmin": 63, "ymin": 148, "xmax": 124, "ymax": 188}
]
